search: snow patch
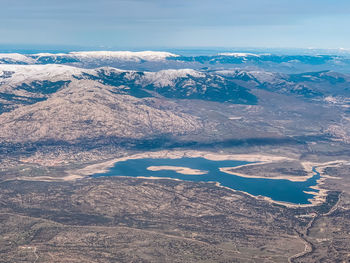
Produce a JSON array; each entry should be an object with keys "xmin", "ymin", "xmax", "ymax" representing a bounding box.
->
[
  {"xmin": 142, "ymin": 69, "xmax": 205, "ymax": 87},
  {"xmin": 217, "ymin": 52, "xmax": 260, "ymax": 57},
  {"xmin": 0, "ymin": 64, "xmax": 89, "ymax": 85},
  {"xmin": 70, "ymin": 51, "xmax": 178, "ymax": 61},
  {"xmin": 0, "ymin": 53, "xmax": 36, "ymax": 64}
]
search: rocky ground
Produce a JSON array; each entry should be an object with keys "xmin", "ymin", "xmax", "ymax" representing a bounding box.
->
[{"xmin": 0, "ymin": 51, "xmax": 349, "ymax": 262}]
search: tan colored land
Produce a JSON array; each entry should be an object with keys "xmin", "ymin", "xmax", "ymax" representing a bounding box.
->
[
  {"xmin": 219, "ymin": 160, "xmax": 341, "ymax": 182},
  {"xmin": 0, "ymin": 175, "xmax": 314, "ymax": 263},
  {"xmin": 147, "ymin": 166, "xmax": 208, "ymax": 175},
  {"xmin": 228, "ymin": 116, "xmax": 243, "ymax": 120},
  {"xmin": 14, "ymin": 174, "xmax": 84, "ymax": 182},
  {"xmin": 219, "ymin": 165, "xmax": 312, "ymax": 182}
]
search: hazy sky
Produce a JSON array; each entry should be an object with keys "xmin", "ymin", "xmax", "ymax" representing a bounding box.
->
[{"xmin": 1, "ymin": 0, "xmax": 350, "ymax": 49}]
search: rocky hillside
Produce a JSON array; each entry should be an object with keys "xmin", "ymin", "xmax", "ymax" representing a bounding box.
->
[{"xmin": 0, "ymin": 53, "xmax": 349, "ymax": 165}]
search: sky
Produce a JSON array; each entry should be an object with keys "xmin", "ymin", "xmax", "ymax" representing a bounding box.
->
[{"xmin": 1, "ymin": 0, "xmax": 350, "ymax": 50}]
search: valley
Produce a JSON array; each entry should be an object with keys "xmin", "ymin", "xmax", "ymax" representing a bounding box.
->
[{"xmin": 0, "ymin": 51, "xmax": 349, "ymax": 262}]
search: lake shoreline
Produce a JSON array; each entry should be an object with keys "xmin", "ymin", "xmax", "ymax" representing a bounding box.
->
[
  {"xmin": 22, "ymin": 150, "xmax": 346, "ymax": 208},
  {"xmin": 68, "ymin": 150, "xmax": 293, "ymax": 179}
]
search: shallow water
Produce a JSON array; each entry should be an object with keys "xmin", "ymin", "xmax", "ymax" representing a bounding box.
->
[{"xmin": 92, "ymin": 157, "xmax": 320, "ymax": 204}]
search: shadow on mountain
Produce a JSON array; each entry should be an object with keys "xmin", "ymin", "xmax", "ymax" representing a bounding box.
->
[{"xmin": 0, "ymin": 134, "xmax": 332, "ymax": 157}]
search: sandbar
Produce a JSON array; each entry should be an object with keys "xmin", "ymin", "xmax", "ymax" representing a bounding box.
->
[{"xmin": 147, "ymin": 166, "xmax": 208, "ymax": 175}]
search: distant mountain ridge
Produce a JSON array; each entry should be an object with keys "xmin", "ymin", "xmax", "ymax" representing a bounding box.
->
[
  {"xmin": 0, "ymin": 51, "xmax": 178, "ymax": 65},
  {"xmin": 1, "ymin": 51, "xmax": 350, "ymax": 73},
  {"xmin": 1, "ymin": 64, "xmax": 349, "ymax": 115}
]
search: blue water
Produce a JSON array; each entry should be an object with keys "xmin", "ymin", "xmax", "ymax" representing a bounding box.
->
[{"xmin": 92, "ymin": 157, "xmax": 320, "ymax": 205}]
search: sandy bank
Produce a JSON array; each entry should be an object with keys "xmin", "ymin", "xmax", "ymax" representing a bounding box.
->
[{"xmin": 147, "ymin": 166, "xmax": 208, "ymax": 175}]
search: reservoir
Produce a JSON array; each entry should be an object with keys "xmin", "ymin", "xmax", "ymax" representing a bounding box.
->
[{"xmin": 92, "ymin": 157, "xmax": 320, "ymax": 205}]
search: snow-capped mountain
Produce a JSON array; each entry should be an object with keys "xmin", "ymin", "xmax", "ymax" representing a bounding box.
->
[
  {"xmin": 1, "ymin": 51, "xmax": 350, "ymax": 73},
  {"xmin": 0, "ymin": 53, "xmax": 349, "ymax": 150},
  {"xmin": 0, "ymin": 51, "xmax": 177, "ymax": 66},
  {"xmin": 0, "ymin": 53, "xmax": 36, "ymax": 64},
  {"xmin": 2, "ymin": 63, "xmax": 350, "ymax": 116},
  {"xmin": 0, "ymin": 64, "xmax": 260, "ymax": 115}
]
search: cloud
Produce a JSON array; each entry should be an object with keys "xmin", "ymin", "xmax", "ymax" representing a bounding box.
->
[
  {"xmin": 0, "ymin": 0, "xmax": 350, "ymax": 48},
  {"xmin": 2, "ymin": 0, "xmax": 350, "ymax": 24}
]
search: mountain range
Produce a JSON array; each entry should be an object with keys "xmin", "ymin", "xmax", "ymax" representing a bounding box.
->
[
  {"xmin": 2, "ymin": 50, "xmax": 350, "ymax": 73},
  {"xmin": 0, "ymin": 51, "xmax": 349, "ymax": 166}
]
